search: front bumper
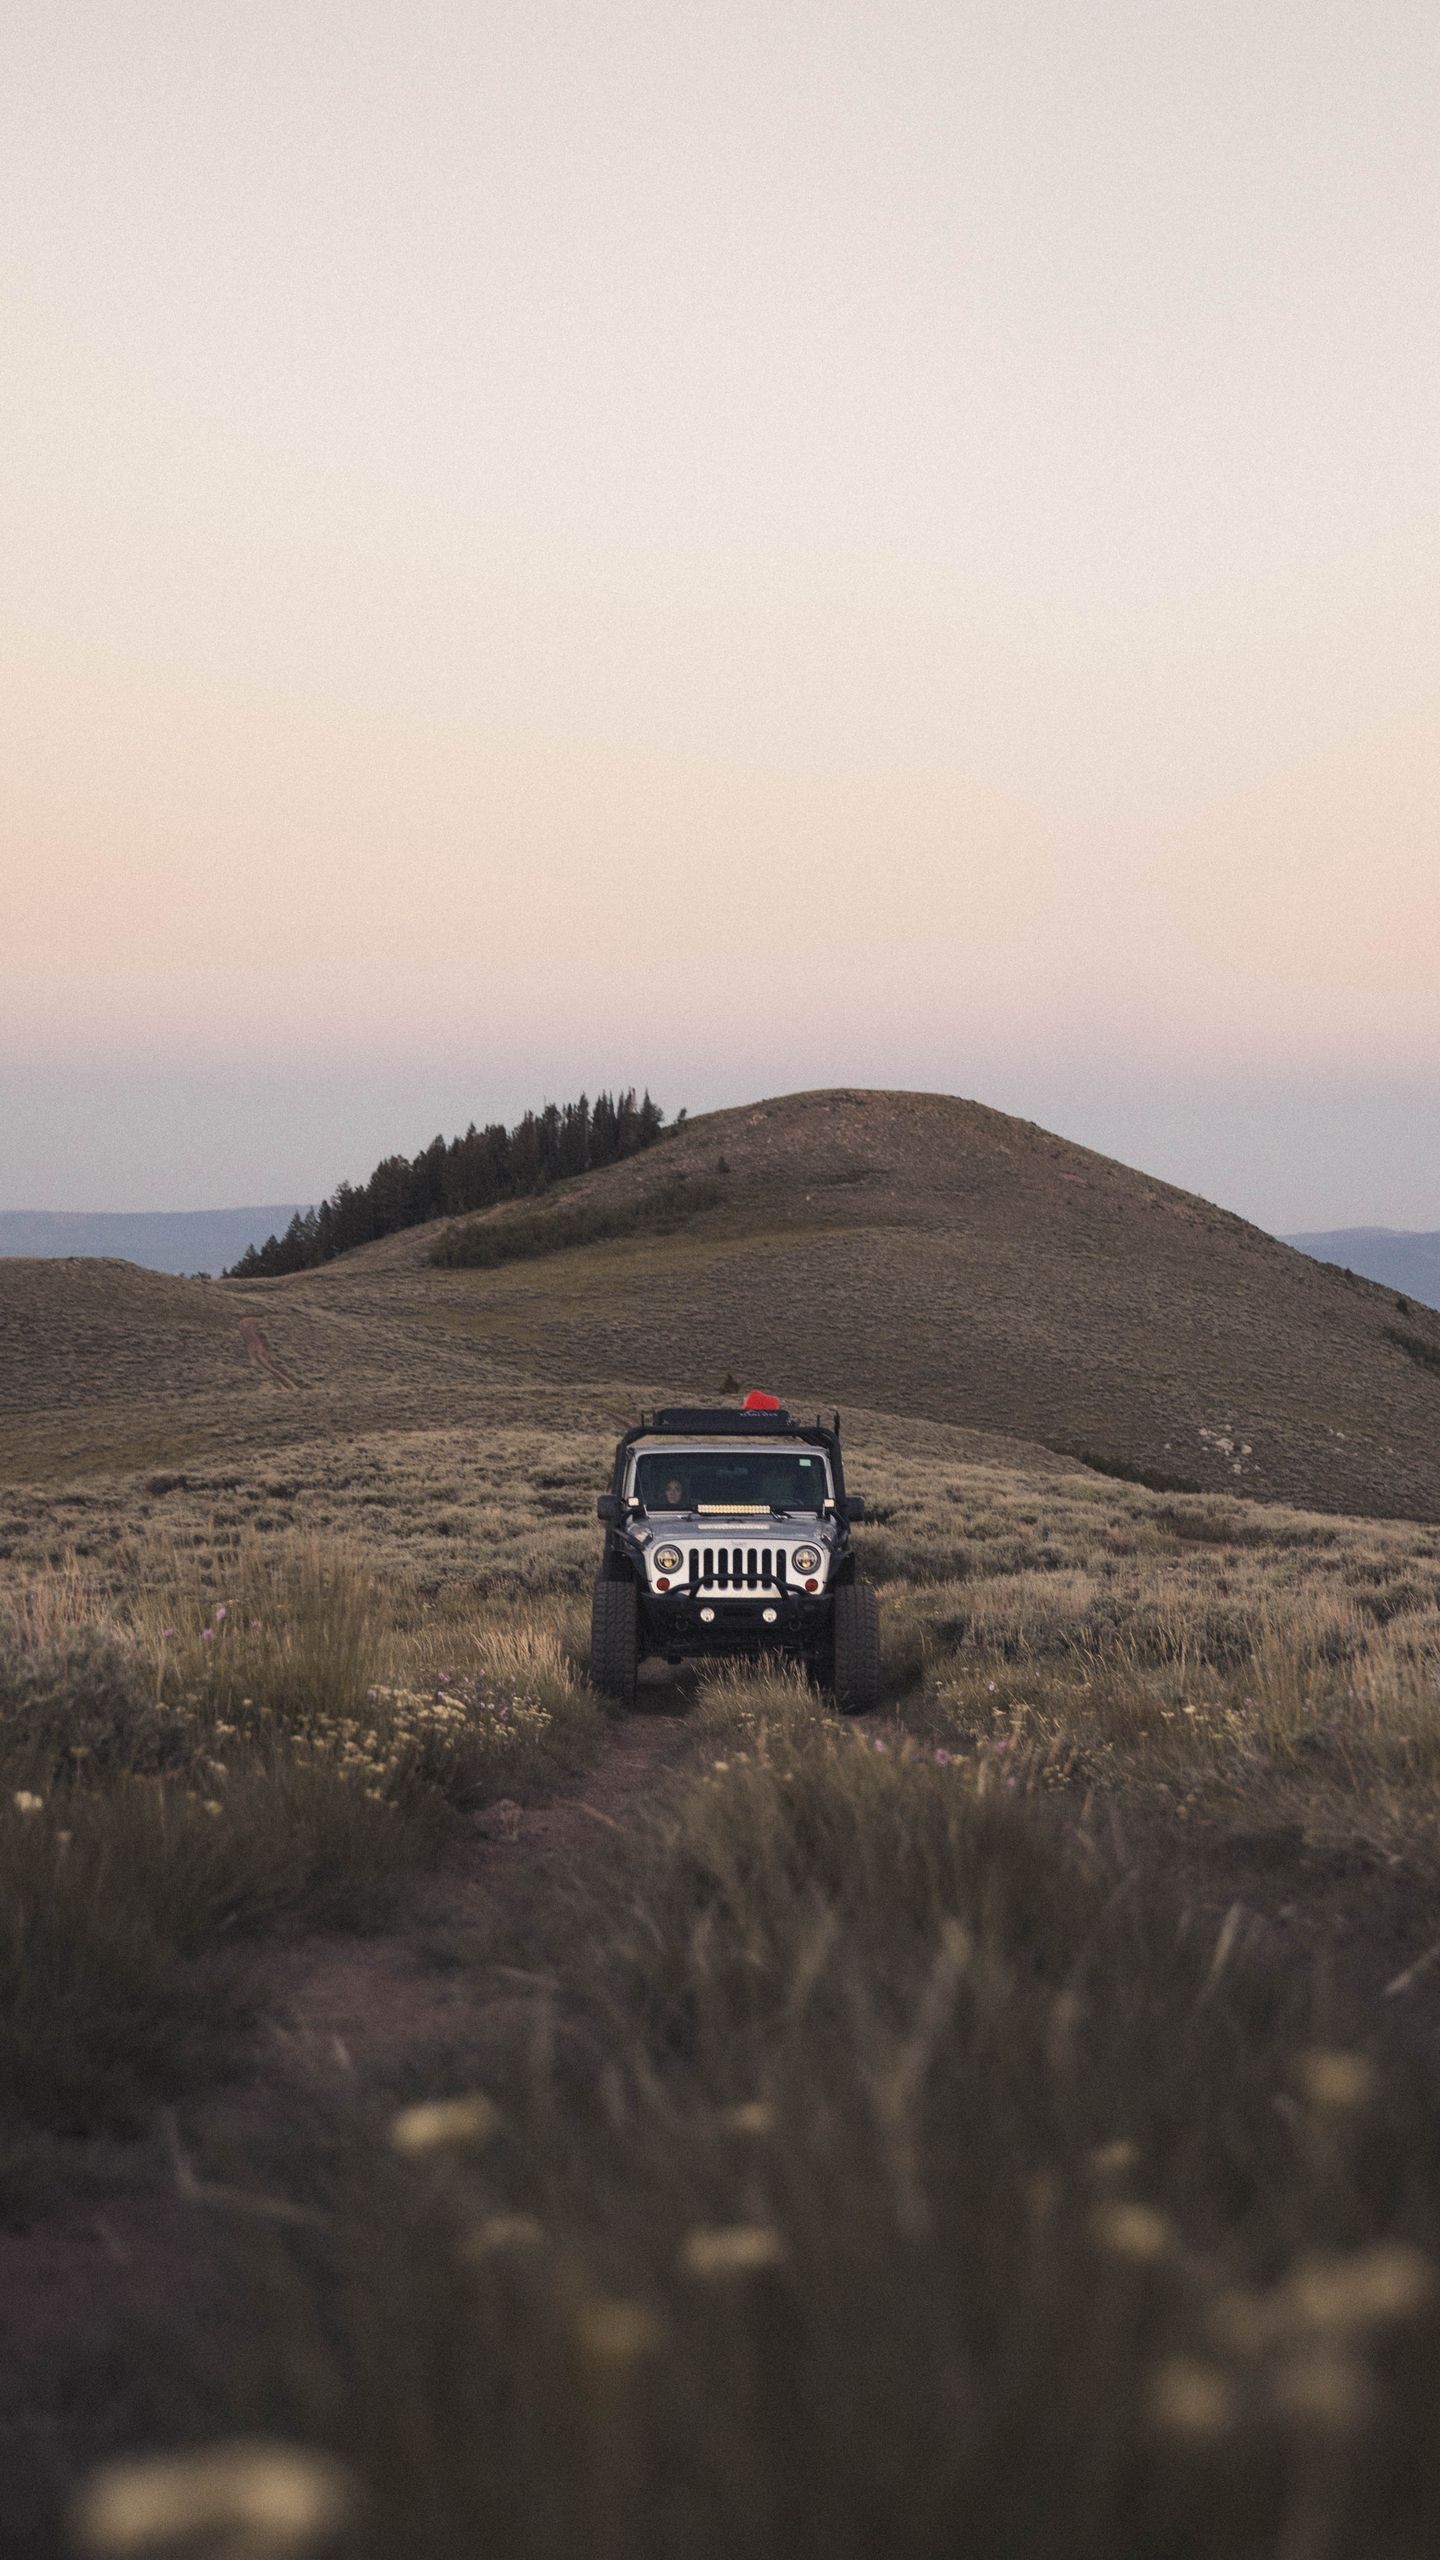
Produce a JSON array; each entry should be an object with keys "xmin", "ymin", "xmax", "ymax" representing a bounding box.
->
[{"xmin": 640, "ymin": 1587, "xmax": 831, "ymax": 1654}]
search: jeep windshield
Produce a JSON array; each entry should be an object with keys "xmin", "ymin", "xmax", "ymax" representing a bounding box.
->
[{"xmin": 632, "ymin": 1448, "xmax": 830, "ymax": 1515}]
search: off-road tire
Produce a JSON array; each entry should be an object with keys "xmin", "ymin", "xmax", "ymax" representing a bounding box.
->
[
  {"xmin": 830, "ymin": 1580, "xmax": 881, "ymax": 1715},
  {"xmin": 590, "ymin": 1573, "xmax": 639, "ymax": 1706}
]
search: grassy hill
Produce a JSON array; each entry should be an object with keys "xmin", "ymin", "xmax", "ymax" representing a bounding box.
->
[
  {"xmin": 6, "ymin": 1086, "xmax": 1440, "ymax": 1518},
  {"xmin": 234, "ymin": 1086, "xmax": 1440, "ymax": 1523},
  {"xmin": 0, "ymin": 1250, "xmax": 537, "ymax": 1483}
]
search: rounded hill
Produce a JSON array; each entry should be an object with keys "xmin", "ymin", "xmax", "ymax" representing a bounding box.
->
[{"xmin": 279, "ymin": 1087, "xmax": 1440, "ymax": 1521}]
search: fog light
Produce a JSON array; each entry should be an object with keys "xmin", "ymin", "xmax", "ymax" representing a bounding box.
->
[
  {"xmin": 805, "ymin": 1578, "xmax": 819, "ymax": 1592},
  {"xmin": 762, "ymin": 1606, "xmax": 778, "ymax": 1624},
  {"xmin": 700, "ymin": 1606, "xmax": 715, "ymax": 1622}
]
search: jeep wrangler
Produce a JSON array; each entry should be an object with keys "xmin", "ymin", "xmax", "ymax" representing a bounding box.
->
[{"xmin": 589, "ymin": 1395, "xmax": 880, "ymax": 1711}]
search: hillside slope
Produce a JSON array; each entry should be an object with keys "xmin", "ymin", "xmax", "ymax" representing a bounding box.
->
[
  {"xmin": 0, "ymin": 1256, "xmax": 530, "ymax": 1481},
  {"xmin": 258, "ymin": 1087, "xmax": 1440, "ymax": 1521},
  {"xmin": 0, "ymin": 1245, "xmax": 1069, "ymax": 1494}
]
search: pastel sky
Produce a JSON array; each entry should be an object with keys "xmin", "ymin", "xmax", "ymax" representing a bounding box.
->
[{"xmin": 4, "ymin": 0, "xmax": 1437, "ymax": 1227}]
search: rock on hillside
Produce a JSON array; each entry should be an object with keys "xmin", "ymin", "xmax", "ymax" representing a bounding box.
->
[{"xmin": 275, "ymin": 1088, "xmax": 1440, "ymax": 1523}]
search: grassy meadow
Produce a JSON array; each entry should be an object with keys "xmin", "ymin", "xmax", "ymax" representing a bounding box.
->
[
  {"xmin": 0, "ymin": 1534, "xmax": 600, "ymax": 2219},
  {"xmin": 4, "ymin": 1411, "xmax": 1440, "ymax": 2553},
  {"xmin": 228, "ymin": 1677, "xmax": 1440, "ymax": 2560}
]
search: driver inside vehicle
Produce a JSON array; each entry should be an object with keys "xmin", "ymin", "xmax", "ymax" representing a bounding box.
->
[{"xmin": 662, "ymin": 1475, "xmax": 687, "ymax": 1508}]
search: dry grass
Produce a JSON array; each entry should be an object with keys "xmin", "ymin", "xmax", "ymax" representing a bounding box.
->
[
  {"xmin": 0, "ymin": 1405, "xmax": 1069, "ymax": 1594},
  {"xmin": 0, "ymin": 1255, "xmax": 533, "ymax": 1488},
  {"xmin": 180, "ymin": 1672, "xmax": 1440, "ymax": 2559},
  {"xmin": 10, "ymin": 1377, "xmax": 1440, "ymax": 2550},
  {"xmin": 8, "ymin": 1421, "xmax": 1440, "ymax": 1914},
  {"xmin": 0, "ymin": 1537, "xmax": 601, "ymax": 2216}
]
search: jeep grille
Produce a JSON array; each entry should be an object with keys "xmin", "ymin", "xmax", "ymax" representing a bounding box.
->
[{"xmin": 689, "ymin": 1546, "xmax": 790, "ymax": 1592}]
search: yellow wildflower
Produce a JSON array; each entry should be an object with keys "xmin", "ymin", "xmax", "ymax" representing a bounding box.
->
[
  {"xmin": 1295, "ymin": 2050, "xmax": 1375, "ymax": 2113},
  {"xmin": 70, "ymin": 2437, "xmax": 356, "ymax": 2557},
  {"xmin": 679, "ymin": 2224, "xmax": 786, "ymax": 2279},
  {"xmin": 390, "ymin": 2095, "xmax": 499, "ymax": 2156},
  {"xmin": 722, "ymin": 2101, "xmax": 775, "ymax": 2137},
  {"xmin": 463, "ymin": 2213, "xmax": 546, "ymax": 2260},
  {"xmin": 1150, "ymin": 2358, "xmax": 1234, "ymax": 2440},
  {"xmin": 1090, "ymin": 2202, "xmax": 1172, "ymax": 2263},
  {"xmin": 574, "ymin": 2297, "xmax": 662, "ymax": 2367}
]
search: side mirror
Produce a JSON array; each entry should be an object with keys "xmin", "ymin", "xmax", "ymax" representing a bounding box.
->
[
  {"xmin": 842, "ymin": 1494, "xmax": 866, "ymax": 1522},
  {"xmin": 596, "ymin": 1495, "xmax": 621, "ymax": 1524}
]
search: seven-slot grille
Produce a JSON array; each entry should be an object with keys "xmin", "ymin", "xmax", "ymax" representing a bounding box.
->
[{"xmin": 687, "ymin": 1546, "xmax": 789, "ymax": 1592}]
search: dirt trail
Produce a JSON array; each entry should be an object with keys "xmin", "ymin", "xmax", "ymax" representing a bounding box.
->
[
  {"xmin": 237, "ymin": 1316, "xmax": 301, "ymax": 1389},
  {"xmin": 0, "ymin": 1704, "xmax": 687, "ymax": 2410},
  {"xmin": 233, "ymin": 1700, "xmax": 683, "ymax": 2096}
]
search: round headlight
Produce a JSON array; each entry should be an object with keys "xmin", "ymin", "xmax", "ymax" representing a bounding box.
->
[
  {"xmin": 791, "ymin": 1545, "xmax": 822, "ymax": 1576},
  {"xmin": 653, "ymin": 1545, "xmax": 684, "ymax": 1575}
]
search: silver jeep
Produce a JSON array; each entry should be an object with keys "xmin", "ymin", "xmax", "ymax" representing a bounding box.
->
[{"xmin": 590, "ymin": 1401, "xmax": 880, "ymax": 1711}]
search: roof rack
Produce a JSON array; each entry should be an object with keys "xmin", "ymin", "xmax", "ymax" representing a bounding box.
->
[{"xmin": 648, "ymin": 1405, "xmax": 794, "ymax": 1433}]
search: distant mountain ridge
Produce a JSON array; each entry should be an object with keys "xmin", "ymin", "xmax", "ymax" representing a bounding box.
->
[
  {"xmin": 0, "ymin": 1207, "xmax": 306, "ymax": 1278},
  {"xmin": 1284, "ymin": 1228, "xmax": 1440, "ymax": 1313}
]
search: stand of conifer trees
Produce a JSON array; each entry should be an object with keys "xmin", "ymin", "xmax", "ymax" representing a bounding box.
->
[{"xmin": 226, "ymin": 1090, "xmax": 672, "ymax": 1278}]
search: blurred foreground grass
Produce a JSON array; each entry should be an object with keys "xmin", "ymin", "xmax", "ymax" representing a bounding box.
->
[
  {"xmin": 196, "ymin": 1670, "xmax": 1440, "ymax": 2560},
  {"xmin": 0, "ymin": 1539, "xmax": 600, "ymax": 2212}
]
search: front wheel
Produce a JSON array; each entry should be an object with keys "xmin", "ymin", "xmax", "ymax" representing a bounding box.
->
[
  {"xmin": 829, "ymin": 1581, "xmax": 881, "ymax": 1715},
  {"xmin": 590, "ymin": 1573, "xmax": 639, "ymax": 1706}
]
